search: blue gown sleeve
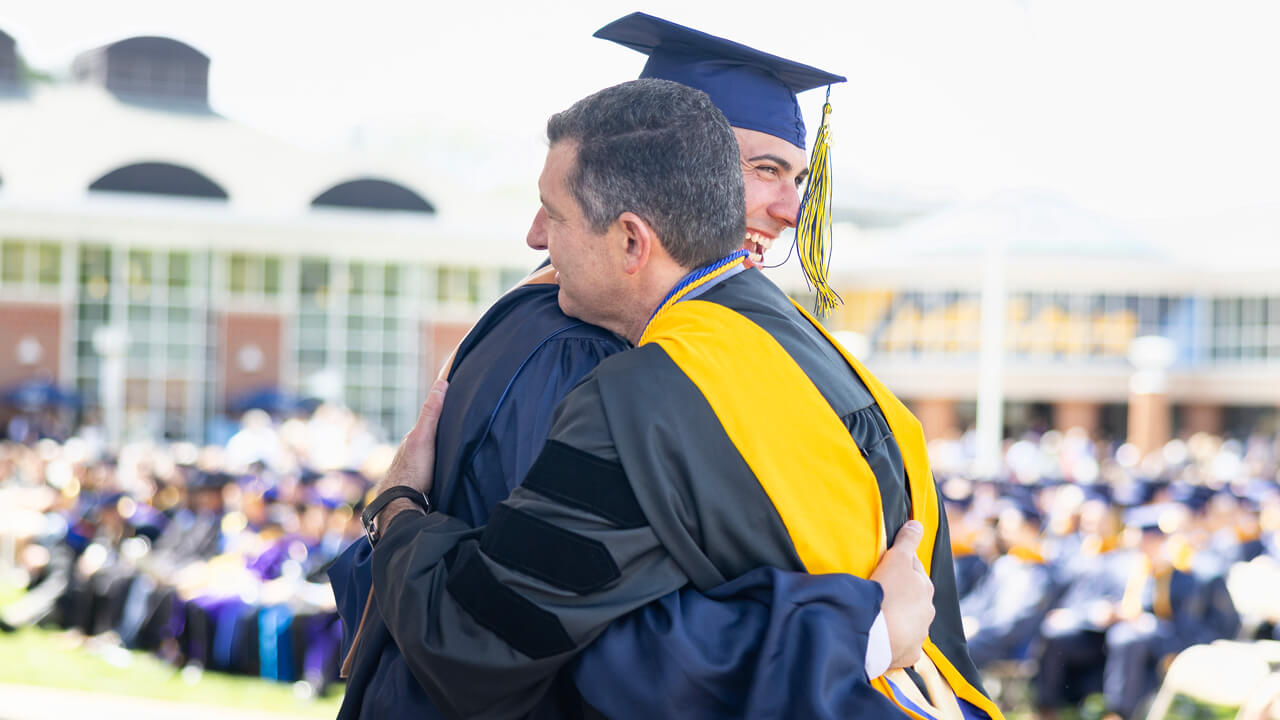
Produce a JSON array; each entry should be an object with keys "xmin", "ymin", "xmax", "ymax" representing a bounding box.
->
[
  {"xmin": 333, "ymin": 332, "xmax": 625, "ymax": 655},
  {"xmin": 328, "ymin": 538, "xmax": 371, "ymax": 662},
  {"xmin": 330, "ymin": 331, "xmax": 625, "ymax": 719},
  {"xmin": 457, "ymin": 335, "xmax": 625, "ymax": 519},
  {"xmin": 573, "ymin": 568, "xmax": 902, "ymax": 720}
]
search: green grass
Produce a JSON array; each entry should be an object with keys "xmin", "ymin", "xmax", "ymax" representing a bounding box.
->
[
  {"xmin": 0, "ymin": 625, "xmax": 344, "ymax": 717},
  {"xmin": 0, "ymin": 583, "xmax": 1239, "ymax": 719}
]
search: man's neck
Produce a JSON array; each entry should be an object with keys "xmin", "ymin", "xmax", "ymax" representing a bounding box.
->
[
  {"xmin": 622, "ymin": 250, "xmax": 747, "ymax": 344},
  {"xmin": 621, "ymin": 264, "xmax": 685, "ymax": 344}
]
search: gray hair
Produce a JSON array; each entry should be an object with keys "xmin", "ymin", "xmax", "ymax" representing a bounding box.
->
[{"xmin": 546, "ymin": 78, "xmax": 746, "ymax": 269}]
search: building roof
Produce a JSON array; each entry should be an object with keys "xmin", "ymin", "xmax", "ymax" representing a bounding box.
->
[
  {"xmin": 0, "ymin": 77, "xmax": 538, "ymax": 266},
  {"xmin": 823, "ymin": 188, "xmax": 1280, "ymax": 293}
]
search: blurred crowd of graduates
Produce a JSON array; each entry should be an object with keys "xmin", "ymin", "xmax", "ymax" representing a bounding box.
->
[
  {"xmin": 2, "ymin": 409, "xmax": 1279, "ymax": 717},
  {"xmin": 0, "ymin": 405, "xmax": 395, "ymax": 697},
  {"xmin": 938, "ymin": 429, "xmax": 1280, "ymax": 718}
]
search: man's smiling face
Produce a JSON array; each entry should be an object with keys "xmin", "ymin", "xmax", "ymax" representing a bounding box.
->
[
  {"xmin": 734, "ymin": 127, "xmax": 808, "ymax": 267},
  {"xmin": 532, "ymin": 141, "xmax": 625, "ymax": 330}
]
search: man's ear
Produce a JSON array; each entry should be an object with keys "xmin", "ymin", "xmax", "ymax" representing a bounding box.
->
[{"xmin": 617, "ymin": 212, "xmax": 656, "ymax": 275}]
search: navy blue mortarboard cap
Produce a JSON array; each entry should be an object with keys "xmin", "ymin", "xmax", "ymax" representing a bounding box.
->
[
  {"xmin": 1081, "ymin": 483, "xmax": 1114, "ymax": 505},
  {"xmin": 1172, "ymin": 483, "xmax": 1216, "ymax": 512},
  {"xmin": 1113, "ymin": 479, "xmax": 1156, "ymax": 508},
  {"xmin": 1125, "ymin": 504, "xmax": 1181, "ymax": 534},
  {"xmin": 1034, "ymin": 474, "xmax": 1068, "ymax": 489},
  {"xmin": 191, "ymin": 470, "xmax": 232, "ymax": 491},
  {"xmin": 938, "ymin": 476, "xmax": 974, "ymax": 508},
  {"xmin": 594, "ymin": 12, "xmax": 846, "ymax": 150},
  {"xmin": 998, "ymin": 495, "xmax": 1044, "ymax": 526}
]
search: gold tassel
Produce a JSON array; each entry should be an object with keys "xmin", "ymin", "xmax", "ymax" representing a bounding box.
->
[{"xmin": 796, "ymin": 89, "xmax": 841, "ymax": 318}]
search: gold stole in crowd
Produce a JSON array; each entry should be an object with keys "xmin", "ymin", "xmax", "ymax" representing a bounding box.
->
[
  {"xmin": 1119, "ymin": 555, "xmax": 1174, "ymax": 622},
  {"xmin": 641, "ymin": 298, "xmax": 1005, "ymax": 720}
]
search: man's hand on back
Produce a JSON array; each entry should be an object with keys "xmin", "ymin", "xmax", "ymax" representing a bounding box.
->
[
  {"xmin": 870, "ymin": 520, "xmax": 935, "ymax": 669},
  {"xmin": 370, "ymin": 379, "xmax": 449, "ymax": 529}
]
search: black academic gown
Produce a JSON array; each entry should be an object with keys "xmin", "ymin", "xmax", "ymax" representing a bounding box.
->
[
  {"xmin": 331, "ymin": 282, "xmax": 889, "ymax": 719},
  {"xmin": 368, "ymin": 268, "xmax": 994, "ymax": 719}
]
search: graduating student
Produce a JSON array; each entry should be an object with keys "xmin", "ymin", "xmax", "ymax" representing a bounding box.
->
[
  {"xmin": 961, "ymin": 497, "xmax": 1058, "ymax": 669},
  {"xmin": 1098, "ymin": 505, "xmax": 1226, "ymax": 720},
  {"xmin": 331, "ymin": 14, "xmax": 943, "ymax": 720},
  {"xmin": 363, "ymin": 78, "xmax": 999, "ymax": 719},
  {"xmin": 1034, "ymin": 491, "xmax": 1132, "ymax": 716}
]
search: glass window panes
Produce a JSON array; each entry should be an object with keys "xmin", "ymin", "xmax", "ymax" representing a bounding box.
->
[
  {"xmin": 37, "ymin": 244, "xmax": 60, "ymax": 285},
  {"xmin": 867, "ymin": 289, "xmax": 1212, "ymax": 364},
  {"xmin": 168, "ymin": 252, "xmax": 190, "ymax": 289},
  {"xmin": 128, "ymin": 250, "xmax": 152, "ymax": 301},
  {"xmin": 349, "ymin": 263, "xmax": 366, "ymax": 296},
  {"xmin": 1, "ymin": 240, "xmax": 23, "ymax": 283},
  {"xmin": 300, "ymin": 258, "xmax": 329, "ymax": 307},
  {"xmin": 435, "ymin": 266, "xmax": 480, "ymax": 305},
  {"xmin": 78, "ymin": 303, "xmax": 108, "ymax": 324},
  {"xmin": 229, "ymin": 254, "xmax": 249, "ymax": 293},
  {"xmin": 227, "ymin": 253, "xmax": 282, "ymax": 298},
  {"xmin": 384, "ymin": 265, "xmax": 400, "ymax": 298},
  {"xmin": 500, "ymin": 268, "xmax": 527, "ymax": 291},
  {"xmin": 263, "ymin": 257, "xmax": 281, "ymax": 296}
]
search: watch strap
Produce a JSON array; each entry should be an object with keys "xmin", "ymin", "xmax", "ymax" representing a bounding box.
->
[{"xmin": 362, "ymin": 485, "xmax": 430, "ymax": 547}]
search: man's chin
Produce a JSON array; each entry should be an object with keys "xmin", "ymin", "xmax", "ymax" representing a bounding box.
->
[{"xmin": 556, "ymin": 291, "xmax": 583, "ymax": 321}]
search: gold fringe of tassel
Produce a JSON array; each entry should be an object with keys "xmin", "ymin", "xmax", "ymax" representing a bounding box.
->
[{"xmin": 796, "ymin": 92, "xmax": 841, "ymax": 318}]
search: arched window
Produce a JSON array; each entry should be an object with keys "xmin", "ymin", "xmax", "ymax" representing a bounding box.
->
[
  {"xmin": 89, "ymin": 162, "xmax": 228, "ymax": 199},
  {"xmin": 73, "ymin": 36, "xmax": 209, "ymax": 106},
  {"xmin": 0, "ymin": 30, "xmax": 19, "ymax": 87},
  {"xmin": 311, "ymin": 178, "xmax": 435, "ymax": 214}
]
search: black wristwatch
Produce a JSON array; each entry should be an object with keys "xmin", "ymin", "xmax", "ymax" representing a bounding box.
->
[{"xmin": 361, "ymin": 486, "xmax": 431, "ymax": 547}]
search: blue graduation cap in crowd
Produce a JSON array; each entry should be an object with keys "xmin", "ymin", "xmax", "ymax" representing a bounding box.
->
[
  {"xmin": 1, "ymin": 378, "xmax": 81, "ymax": 409},
  {"xmin": 595, "ymin": 12, "xmax": 848, "ymax": 316},
  {"xmin": 998, "ymin": 495, "xmax": 1044, "ymax": 526},
  {"xmin": 228, "ymin": 386, "xmax": 301, "ymax": 415},
  {"xmin": 1125, "ymin": 503, "xmax": 1182, "ymax": 535}
]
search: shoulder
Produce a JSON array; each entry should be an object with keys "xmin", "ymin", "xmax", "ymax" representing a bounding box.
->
[
  {"xmin": 545, "ymin": 345, "xmax": 689, "ymax": 461},
  {"xmin": 695, "ymin": 268, "xmax": 795, "ymax": 319},
  {"xmin": 452, "ymin": 285, "xmax": 625, "ymax": 374},
  {"xmin": 588, "ymin": 343, "xmax": 701, "ymax": 408},
  {"xmin": 448, "ymin": 287, "xmax": 627, "ymax": 399}
]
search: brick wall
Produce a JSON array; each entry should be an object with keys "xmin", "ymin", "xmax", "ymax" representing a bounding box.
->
[
  {"xmin": 219, "ymin": 312, "xmax": 283, "ymax": 403},
  {"xmin": 0, "ymin": 303, "xmax": 62, "ymax": 386}
]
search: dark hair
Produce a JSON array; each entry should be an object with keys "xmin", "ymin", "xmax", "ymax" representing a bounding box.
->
[{"xmin": 546, "ymin": 78, "xmax": 745, "ymax": 269}]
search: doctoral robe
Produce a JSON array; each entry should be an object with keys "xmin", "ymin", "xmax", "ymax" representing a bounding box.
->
[
  {"xmin": 372, "ymin": 265, "xmax": 999, "ymax": 719},
  {"xmin": 332, "ymin": 279, "xmax": 891, "ymax": 718}
]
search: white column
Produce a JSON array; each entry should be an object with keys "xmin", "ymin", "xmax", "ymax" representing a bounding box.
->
[
  {"xmin": 974, "ymin": 241, "xmax": 1007, "ymax": 478},
  {"xmin": 93, "ymin": 326, "xmax": 128, "ymax": 451}
]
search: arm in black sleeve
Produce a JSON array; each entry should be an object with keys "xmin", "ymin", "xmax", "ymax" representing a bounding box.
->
[{"xmin": 372, "ymin": 377, "xmax": 689, "ymax": 719}]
